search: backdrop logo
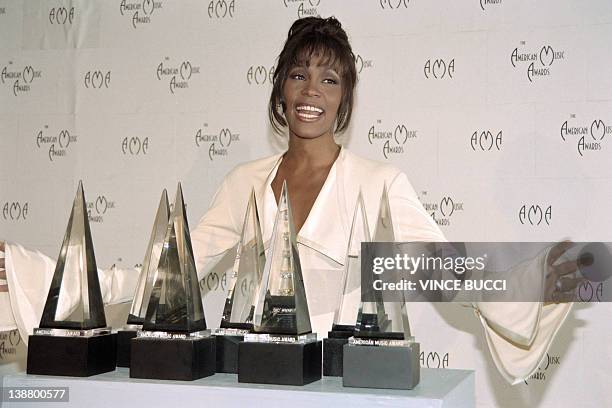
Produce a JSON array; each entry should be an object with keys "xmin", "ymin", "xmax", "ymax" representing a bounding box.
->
[
  {"xmin": 424, "ymin": 59, "xmax": 454, "ymax": 79},
  {"xmin": 480, "ymin": 0, "xmax": 502, "ymax": 11},
  {"xmin": 560, "ymin": 115, "xmax": 611, "ymax": 156},
  {"xmin": 49, "ymin": 6, "xmax": 75, "ymax": 24},
  {"xmin": 208, "ymin": 0, "xmax": 235, "ymax": 18},
  {"xmin": 195, "ymin": 124, "xmax": 241, "ymax": 161},
  {"xmin": 283, "ymin": 0, "xmax": 320, "ymax": 18},
  {"xmin": 84, "ymin": 70, "xmax": 111, "ymax": 89},
  {"xmin": 87, "ymin": 195, "xmax": 116, "ymax": 223},
  {"xmin": 2, "ymin": 202, "xmax": 28, "ymax": 221},
  {"xmin": 354, "ymin": 54, "xmax": 373, "ymax": 75},
  {"xmin": 470, "ymin": 130, "xmax": 502, "ymax": 151},
  {"xmin": 419, "ymin": 191, "xmax": 465, "ymax": 227},
  {"xmin": 577, "ymin": 281, "xmax": 604, "ymax": 302},
  {"xmin": 119, "ymin": 0, "xmax": 164, "ymax": 29},
  {"xmin": 200, "ymin": 271, "xmax": 227, "ymax": 292},
  {"xmin": 36, "ymin": 127, "xmax": 77, "ymax": 162},
  {"xmin": 368, "ymin": 120, "xmax": 417, "ymax": 159},
  {"xmin": 0, "ymin": 331, "xmax": 20, "ymax": 360},
  {"xmin": 1, "ymin": 62, "xmax": 43, "ymax": 96},
  {"xmin": 246, "ymin": 65, "xmax": 275, "ymax": 85},
  {"xmin": 380, "ymin": 0, "xmax": 409, "ymax": 9},
  {"xmin": 518, "ymin": 204, "xmax": 552, "ymax": 226},
  {"xmin": 511, "ymin": 42, "xmax": 565, "ymax": 82},
  {"xmin": 419, "ymin": 350, "xmax": 449, "ymax": 368},
  {"xmin": 156, "ymin": 58, "xmax": 200, "ymax": 94},
  {"xmin": 524, "ymin": 352, "xmax": 561, "ymax": 384},
  {"xmin": 0, "ymin": 7, "xmax": 6, "ymax": 15},
  {"xmin": 121, "ymin": 137, "xmax": 149, "ymax": 155}
]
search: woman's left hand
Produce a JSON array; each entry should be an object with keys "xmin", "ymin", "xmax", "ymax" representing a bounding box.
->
[{"xmin": 544, "ymin": 241, "xmax": 584, "ymax": 304}]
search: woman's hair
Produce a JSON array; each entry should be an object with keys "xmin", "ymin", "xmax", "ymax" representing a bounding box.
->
[{"xmin": 269, "ymin": 17, "xmax": 357, "ymax": 135}]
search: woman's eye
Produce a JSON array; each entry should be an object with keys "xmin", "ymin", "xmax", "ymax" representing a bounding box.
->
[
  {"xmin": 291, "ymin": 73, "xmax": 306, "ymax": 80},
  {"xmin": 323, "ymin": 78, "xmax": 338, "ymax": 85}
]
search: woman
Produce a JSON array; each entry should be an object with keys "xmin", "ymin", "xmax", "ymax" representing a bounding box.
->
[{"xmin": 1, "ymin": 17, "xmax": 574, "ymax": 385}]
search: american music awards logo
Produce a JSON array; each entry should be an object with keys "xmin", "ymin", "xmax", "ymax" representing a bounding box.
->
[
  {"xmin": 510, "ymin": 42, "xmax": 566, "ymax": 82},
  {"xmin": 121, "ymin": 137, "xmax": 149, "ymax": 156},
  {"xmin": 424, "ymin": 58, "xmax": 454, "ymax": 79},
  {"xmin": 49, "ymin": 5, "xmax": 74, "ymax": 24},
  {"xmin": 367, "ymin": 121, "xmax": 417, "ymax": 159},
  {"xmin": 560, "ymin": 115, "xmax": 611, "ymax": 157},
  {"xmin": 208, "ymin": 0, "xmax": 234, "ymax": 18},
  {"xmin": 195, "ymin": 124, "xmax": 241, "ymax": 161},
  {"xmin": 419, "ymin": 191, "xmax": 465, "ymax": 227},
  {"xmin": 577, "ymin": 281, "xmax": 605, "ymax": 303},
  {"xmin": 0, "ymin": 7, "xmax": 6, "ymax": 15},
  {"xmin": 380, "ymin": 0, "xmax": 409, "ymax": 10},
  {"xmin": 87, "ymin": 195, "xmax": 117, "ymax": 223},
  {"xmin": 200, "ymin": 271, "xmax": 228, "ymax": 292},
  {"xmin": 36, "ymin": 127, "xmax": 77, "ymax": 162},
  {"xmin": 84, "ymin": 70, "xmax": 111, "ymax": 89},
  {"xmin": 471, "ymin": 130, "xmax": 502, "ymax": 151},
  {"xmin": 480, "ymin": 0, "xmax": 502, "ymax": 11},
  {"xmin": 524, "ymin": 352, "xmax": 561, "ymax": 384},
  {"xmin": 354, "ymin": 54, "xmax": 373, "ymax": 75},
  {"xmin": 119, "ymin": 0, "xmax": 164, "ymax": 29},
  {"xmin": 420, "ymin": 350, "xmax": 449, "ymax": 368},
  {"xmin": 1, "ymin": 62, "xmax": 42, "ymax": 96},
  {"xmin": 518, "ymin": 204, "xmax": 552, "ymax": 226},
  {"xmin": 0, "ymin": 331, "xmax": 21, "ymax": 360},
  {"xmin": 246, "ymin": 65, "xmax": 275, "ymax": 85},
  {"xmin": 2, "ymin": 202, "xmax": 28, "ymax": 221},
  {"xmin": 283, "ymin": 0, "xmax": 321, "ymax": 18},
  {"xmin": 156, "ymin": 58, "xmax": 200, "ymax": 94}
]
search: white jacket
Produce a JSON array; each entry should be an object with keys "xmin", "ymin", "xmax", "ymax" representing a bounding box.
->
[{"xmin": 2, "ymin": 147, "xmax": 571, "ymax": 384}]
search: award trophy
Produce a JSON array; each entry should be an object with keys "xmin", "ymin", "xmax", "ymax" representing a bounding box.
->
[
  {"xmin": 238, "ymin": 181, "xmax": 322, "ymax": 386},
  {"xmin": 130, "ymin": 184, "xmax": 215, "ymax": 381},
  {"xmin": 323, "ymin": 191, "xmax": 370, "ymax": 376},
  {"xmin": 116, "ymin": 189, "xmax": 169, "ymax": 367},
  {"xmin": 342, "ymin": 183, "xmax": 421, "ymax": 389},
  {"xmin": 27, "ymin": 181, "xmax": 116, "ymax": 377},
  {"xmin": 213, "ymin": 188, "xmax": 265, "ymax": 373}
]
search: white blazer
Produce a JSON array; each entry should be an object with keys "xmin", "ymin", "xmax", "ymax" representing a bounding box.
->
[{"xmin": 2, "ymin": 147, "xmax": 571, "ymax": 384}]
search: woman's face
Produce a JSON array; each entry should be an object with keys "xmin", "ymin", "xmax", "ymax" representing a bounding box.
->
[{"xmin": 282, "ymin": 54, "xmax": 343, "ymax": 141}]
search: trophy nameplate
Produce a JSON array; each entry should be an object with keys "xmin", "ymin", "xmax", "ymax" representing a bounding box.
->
[
  {"xmin": 27, "ymin": 182, "xmax": 116, "ymax": 377},
  {"xmin": 129, "ymin": 184, "xmax": 215, "ymax": 381},
  {"xmin": 238, "ymin": 181, "xmax": 322, "ymax": 386}
]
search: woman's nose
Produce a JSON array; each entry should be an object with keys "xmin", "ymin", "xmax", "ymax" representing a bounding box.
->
[{"xmin": 301, "ymin": 80, "xmax": 320, "ymax": 97}]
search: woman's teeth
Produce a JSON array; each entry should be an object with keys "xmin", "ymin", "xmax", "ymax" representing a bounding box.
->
[{"xmin": 296, "ymin": 105, "xmax": 324, "ymax": 119}]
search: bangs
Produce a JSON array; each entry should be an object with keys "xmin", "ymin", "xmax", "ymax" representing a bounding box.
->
[{"xmin": 290, "ymin": 39, "xmax": 350, "ymax": 76}]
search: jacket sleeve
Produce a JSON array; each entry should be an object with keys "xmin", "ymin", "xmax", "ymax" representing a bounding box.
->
[{"xmin": 389, "ymin": 171, "xmax": 572, "ymax": 385}]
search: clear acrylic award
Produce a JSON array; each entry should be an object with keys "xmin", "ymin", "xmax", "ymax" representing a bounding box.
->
[{"xmin": 27, "ymin": 181, "xmax": 116, "ymax": 376}]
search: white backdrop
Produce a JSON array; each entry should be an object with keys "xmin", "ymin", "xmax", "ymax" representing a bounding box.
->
[{"xmin": 1, "ymin": 0, "xmax": 611, "ymax": 406}]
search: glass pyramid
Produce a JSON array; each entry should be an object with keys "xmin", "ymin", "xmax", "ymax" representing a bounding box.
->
[
  {"xmin": 252, "ymin": 181, "xmax": 311, "ymax": 335},
  {"xmin": 142, "ymin": 184, "xmax": 206, "ymax": 333},
  {"xmin": 127, "ymin": 189, "xmax": 170, "ymax": 325},
  {"xmin": 332, "ymin": 190, "xmax": 370, "ymax": 333},
  {"xmin": 355, "ymin": 183, "xmax": 412, "ymax": 340},
  {"xmin": 220, "ymin": 188, "xmax": 266, "ymax": 330},
  {"xmin": 39, "ymin": 181, "xmax": 107, "ymax": 330}
]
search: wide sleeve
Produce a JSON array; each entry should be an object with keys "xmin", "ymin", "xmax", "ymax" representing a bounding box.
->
[
  {"xmin": 3, "ymin": 242, "xmax": 138, "ymax": 344},
  {"xmin": 389, "ymin": 171, "xmax": 571, "ymax": 385}
]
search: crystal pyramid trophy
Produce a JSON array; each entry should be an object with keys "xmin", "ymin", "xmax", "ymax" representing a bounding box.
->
[
  {"xmin": 343, "ymin": 183, "xmax": 420, "ymax": 390},
  {"xmin": 130, "ymin": 184, "xmax": 215, "ymax": 381},
  {"xmin": 27, "ymin": 181, "xmax": 117, "ymax": 377},
  {"xmin": 214, "ymin": 188, "xmax": 266, "ymax": 373},
  {"xmin": 323, "ymin": 190, "xmax": 370, "ymax": 376},
  {"xmin": 116, "ymin": 189, "xmax": 169, "ymax": 368},
  {"xmin": 238, "ymin": 181, "xmax": 322, "ymax": 385}
]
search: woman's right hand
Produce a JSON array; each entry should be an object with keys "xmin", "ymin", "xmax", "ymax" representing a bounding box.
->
[{"xmin": 0, "ymin": 241, "xmax": 7, "ymax": 292}]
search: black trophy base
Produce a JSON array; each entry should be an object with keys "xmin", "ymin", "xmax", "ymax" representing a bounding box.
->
[
  {"xmin": 343, "ymin": 342, "xmax": 420, "ymax": 389},
  {"xmin": 130, "ymin": 336, "xmax": 216, "ymax": 381},
  {"xmin": 323, "ymin": 327, "xmax": 354, "ymax": 377},
  {"xmin": 27, "ymin": 333, "xmax": 117, "ymax": 377},
  {"xmin": 215, "ymin": 334, "xmax": 244, "ymax": 373},
  {"xmin": 238, "ymin": 340, "xmax": 322, "ymax": 385},
  {"xmin": 116, "ymin": 330, "xmax": 137, "ymax": 368}
]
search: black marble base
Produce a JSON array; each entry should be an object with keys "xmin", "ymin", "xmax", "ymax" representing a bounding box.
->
[
  {"xmin": 323, "ymin": 337, "xmax": 349, "ymax": 377},
  {"xmin": 116, "ymin": 330, "xmax": 137, "ymax": 368},
  {"xmin": 27, "ymin": 333, "xmax": 117, "ymax": 377},
  {"xmin": 215, "ymin": 334, "xmax": 244, "ymax": 374},
  {"xmin": 130, "ymin": 336, "xmax": 216, "ymax": 381},
  {"xmin": 343, "ymin": 342, "xmax": 420, "ymax": 390},
  {"xmin": 238, "ymin": 340, "xmax": 322, "ymax": 386}
]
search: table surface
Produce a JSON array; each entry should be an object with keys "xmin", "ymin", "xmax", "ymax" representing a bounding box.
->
[{"xmin": 2, "ymin": 367, "xmax": 475, "ymax": 407}]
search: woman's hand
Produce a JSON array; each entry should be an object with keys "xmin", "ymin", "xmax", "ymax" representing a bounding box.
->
[
  {"xmin": 0, "ymin": 241, "xmax": 7, "ymax": 292},
  {"xmin": 544, "ymin": 241, "xmax": 584, "ymax": 304}
]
